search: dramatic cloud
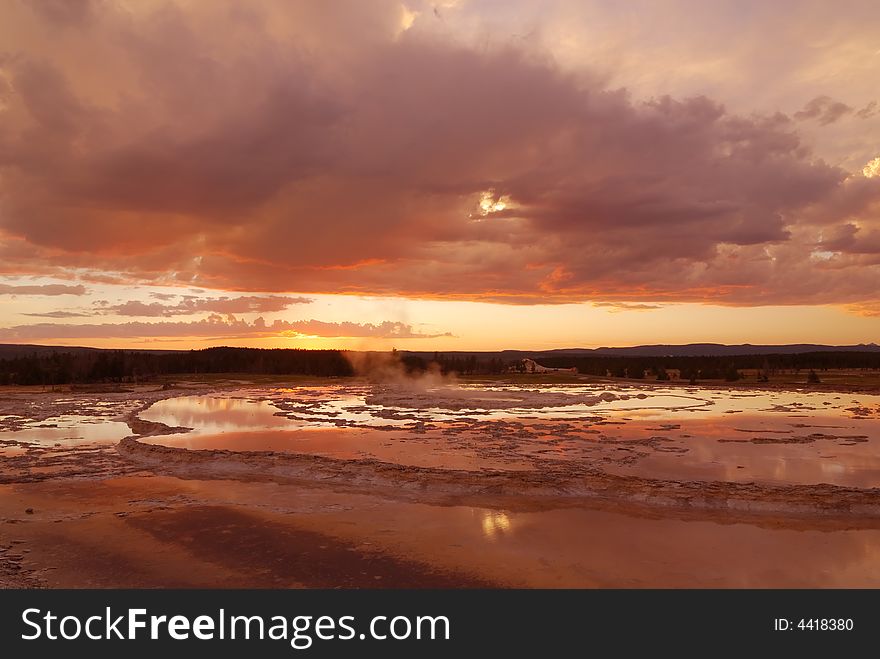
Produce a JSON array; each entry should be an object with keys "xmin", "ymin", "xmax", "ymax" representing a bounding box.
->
[
  {"xmin": 0, "ymin": 284, "xmax": 86, "ymax": 296},
  {"xmin": 0, "ymin": 316, "xmax": 451, "ymax": 341},
  {"xmin": 104, "ymin": 295, "xmax": 312, "ymax": 317},
  {"xmin": 0, "ymin": 0, "xmax": 878, "ymax": 315}
]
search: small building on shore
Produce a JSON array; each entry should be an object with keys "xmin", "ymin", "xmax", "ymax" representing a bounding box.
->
[
  {"xmin": 643, "ymin": 367, "xmax": 682, "ymax": 381},
  {"xmin": 510, "ymin": 358, "xmax": 577, "ymax": 374}
]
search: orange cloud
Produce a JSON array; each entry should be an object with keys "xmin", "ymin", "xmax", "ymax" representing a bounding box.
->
[
  {"xmin": 0, "ymin": 283, "xmax": 86, "ymax": 296},
  {"xmin": 0, "ymin": 0, "xmax": 878, "ymax": 313},
  {"xmin": 0, "ymin": 316, "xmax": 452, "ymax": 341},
  {"xmin": 102, "ymin": 295, "xmax": 312, "ymax": 317}
]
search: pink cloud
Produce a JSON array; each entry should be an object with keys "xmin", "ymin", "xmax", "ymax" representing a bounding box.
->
[
  {"xmin": 0, "ymin": 283, "xmax": 86, "ymax": 296},
  {"xmin": 0, "ymin": 315, "xmax": 451, "ymax": 341},
  {"xmin": 794, "ymin": 96, "xmax": 853, "ymax": 125},
  {"xmin": 0, "ymin": 0, "xmax": 878, "ymax": 311},
  {"xmin": 104, "ymin": 295, "xmax": 312, "ymax": 317}
]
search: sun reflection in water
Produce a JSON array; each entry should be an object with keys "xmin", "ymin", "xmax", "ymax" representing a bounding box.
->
[{"xmin": 481, "ymin": 511, "xmax": 512, "ymax": 540}]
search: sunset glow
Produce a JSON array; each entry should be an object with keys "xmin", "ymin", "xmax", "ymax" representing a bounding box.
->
[{"xmin": 1, "ymin": 0, "xmax": 879, "ymax": 350}]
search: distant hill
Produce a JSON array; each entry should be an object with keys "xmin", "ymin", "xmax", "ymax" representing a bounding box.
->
[
  {"xmin": 407, "ymin": 343, "xmax": 880, "ymax": 359},
  {"xmin": 2, "ymin": 341, "xmax": 879, "ymax": 361},
  {"xmin": 561, "ymin": 343, "xmax": 880, "ymax": 357},
  {"xmin": 0, "ymin": 343, "xmax": 103, "ymax": 358},
  {"xmin": 0, "ymin": 343, "xmax": 176, "ymax": 358}
]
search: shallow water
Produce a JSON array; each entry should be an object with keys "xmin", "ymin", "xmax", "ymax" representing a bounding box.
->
[
  {"xmin": 0, "ymin": 415, "xmax": 132, "ymax": 455},
  {"xmin": 138, "ymin": 384, "xmax": 880, "ymax": 487},
  {"xmin": 9, "ymin": 474, "xmax": 880, "ymax": 587}
]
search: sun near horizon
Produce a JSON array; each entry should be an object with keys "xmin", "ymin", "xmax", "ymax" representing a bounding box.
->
[{"xmin": 1, "ymin": 0, "xmax": 879, "ymax": 350}]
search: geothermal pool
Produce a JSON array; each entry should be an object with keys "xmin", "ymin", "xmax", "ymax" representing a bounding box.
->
[
  {"xmin": 4, "ymin": 381, "xmax": 880, "ymax": 588},
  {"xmin": 136, "ymin": 384, "xmax": 880, "ymax": 488},
  {"xmin": 0, "ymin": 414, "xmax": 131, "ymax": 456}
]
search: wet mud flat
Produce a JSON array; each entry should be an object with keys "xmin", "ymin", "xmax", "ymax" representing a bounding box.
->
[
  {"xmin": 3, "ymin": 379, "xmax": 880, "ymax": 587},
  {"xmin": 6, "ymin": 474, "xmax": 880, "ymax": 589}
]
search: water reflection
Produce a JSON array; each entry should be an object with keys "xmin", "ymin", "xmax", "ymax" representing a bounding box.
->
[
  {"xmin": 140, "ymin": 395, "xmax": 299, "ymax": 433},
  {"xmin": 0, "ymin": 415, "xmax": 131, "ymax": 447},
  {"xmin": 480, "ymin": 511, "xmax": 512, "ymax": 540},
  {"xmin": 136, "ymin": 384, "xmax": 880, "ymax": 488}
]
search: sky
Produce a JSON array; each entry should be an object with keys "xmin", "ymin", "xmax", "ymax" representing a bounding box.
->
[{"xmin": 1, "ymin": 0, "xmax": 879, "ymax": 351}]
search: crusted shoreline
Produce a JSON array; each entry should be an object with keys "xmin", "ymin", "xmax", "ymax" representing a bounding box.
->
[{"xmin": 117, "ymin": 436, "xmax": 880, "ymax": 520}]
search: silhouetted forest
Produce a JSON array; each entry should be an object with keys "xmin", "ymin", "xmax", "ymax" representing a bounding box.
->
[
  {"xmin": 0, "ymin": 347, "xmax": 353, "ymax": 385},
  {"xmin": 402, "ymin": 352, "xmax": 506, "ymax": 376},
  {"xmin": 535, "ymin": 352, "xmax": 880, "ymax": 381},
  {"xmin": 407, "ymin": 351, "xmax": 880, "ymax": 381},
  {"xmin": 2, "ymin": 346, "xmax": 880, "ymax": 386}
]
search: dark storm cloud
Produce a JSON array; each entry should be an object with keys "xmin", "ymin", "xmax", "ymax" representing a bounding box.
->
[{"xmin": 0, "ymin": 0, "xmax": 878, "ymax": 310}]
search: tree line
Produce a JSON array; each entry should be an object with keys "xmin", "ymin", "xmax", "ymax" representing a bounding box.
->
[
  {"xmin": 405, "ymin": 351, "xmax": 880, "ymax": 381},
  {"xmin": 2, "ymin": 347, "xmax": 879, "ymax": 386},
  {"xmin": 532, "ymin": 351, "xmax": 880, "ymax": 381},
  {"xmin": 0, "ymin": 347, "xmax": 354, "ymax": 385}
]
